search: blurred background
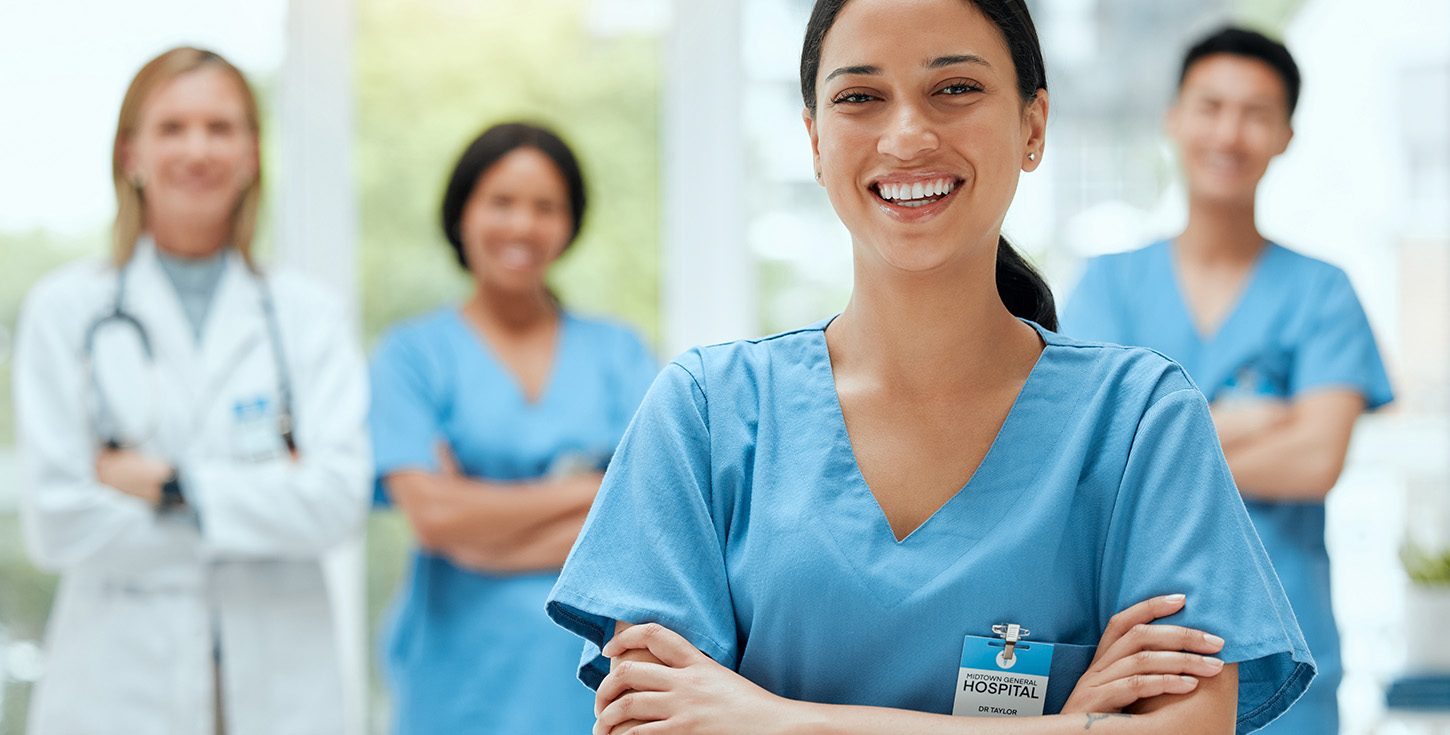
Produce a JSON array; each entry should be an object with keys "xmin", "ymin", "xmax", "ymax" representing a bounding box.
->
[{"xmin": 0, "ymin": 0, "xmax": 1444, "ymax": 733}]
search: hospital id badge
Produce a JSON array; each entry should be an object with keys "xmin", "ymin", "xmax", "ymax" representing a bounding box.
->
[
  {"xmin": 952, "ymin": 625, "xmax": 1053, "ymax": 718},
  {"xmin": 233, "ymin": 395, "xmax": 281, "ymax": 460}
]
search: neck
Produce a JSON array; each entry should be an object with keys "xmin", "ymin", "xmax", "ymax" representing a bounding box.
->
[
  {"xmin": 1177, "ymin": 194, "xmax": 1265, "ymax": 264},
  {"xmin": 146, "ymin": 216, "xmax": 231, "ymax": 259},
  {"xmin": 463, "ymin": 282, "xmax": 557, "ymax": 334},
  {"xmin": 828, "ymin": 247, "xmax": 1038, "ymax": 395}
]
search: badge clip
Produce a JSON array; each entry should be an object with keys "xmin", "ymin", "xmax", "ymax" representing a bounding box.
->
[{"xmin": 992, "ymin": 623, "xmax": 1030, "ymax": 663}]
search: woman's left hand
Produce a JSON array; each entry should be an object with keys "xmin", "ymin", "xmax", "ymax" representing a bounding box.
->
[
  {"xmin": 596, "ymin": 623, "xmax": 800, "ymax": 735},
  {"xmin": 95, "ymin": 449, "xmax": 171, "ymax": 505}
]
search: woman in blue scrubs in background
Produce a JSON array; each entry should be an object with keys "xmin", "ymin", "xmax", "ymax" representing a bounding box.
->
[
  {"xmin": 369, "ymin": 123, "xmax": 659, "ymax": 733},
  {"xmin": 547, "ymin": 2, "xmax": 1314, "ymax": 733},
  {"xmin": 1062, "ymin": 28, "xmax": 1393, "ymax": 735}
]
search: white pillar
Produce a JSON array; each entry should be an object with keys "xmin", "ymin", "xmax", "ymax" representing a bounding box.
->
[
  {"xmin": 663, "ymin": 0, "xmax": 756, "ymax": 356},
  {"xmin": 278, "ymin": 0, "xmax": 358, "ymax": 302},
  {"xmin": 278, "ymin": 2, "xmax": 364, "ymax": 734}
]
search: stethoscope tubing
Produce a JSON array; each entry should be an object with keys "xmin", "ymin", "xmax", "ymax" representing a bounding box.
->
[{"xmin": 83, "ymin": 257, "xmax": 296, "ymax": 453}]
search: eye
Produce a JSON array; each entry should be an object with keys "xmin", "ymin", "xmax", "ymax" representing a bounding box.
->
[
  {"xmin": 830, "ymin": 90, "xmax": 879, "ymax": 105},
  {"xmin": 1245, "ymin": 107, "xmax": 1274, "ymax": 123},
  {"xmin": 936, "ymin": 79, "xmax": 985, "ymax": 96},
  {"xmin": 159, "ymin": 121, "xmax": 184, "ymax": 136}
]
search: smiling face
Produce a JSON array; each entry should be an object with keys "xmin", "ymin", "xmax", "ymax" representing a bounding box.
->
[
  {"xmin": 458, "ymin": 147, "xmax": 574, "ymax": 296},
  {"xmin": 1168, "ymin": 54, "xmax": 1294, "ymax": 206},
  {"xmin": 803, "ymin": 0, "xmax": 1046, "ymax": 275},
  {"xmin": 122, "ymin": 66, "xmax": 258, "ymax": 242}
]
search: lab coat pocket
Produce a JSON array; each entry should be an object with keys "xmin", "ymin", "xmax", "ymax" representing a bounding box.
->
[{"xmin": 1042, "ymin": 641, "xmax": 1097, "ymax": 715}]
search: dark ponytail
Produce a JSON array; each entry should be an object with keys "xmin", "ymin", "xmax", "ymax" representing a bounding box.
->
[
  {"xmin": 801, "ymin": 0, "xmax": 1057, "ymax": 330},
  {"xmin": 996, "ymin": 236, "xmax": 1056, "ymax": 331}
]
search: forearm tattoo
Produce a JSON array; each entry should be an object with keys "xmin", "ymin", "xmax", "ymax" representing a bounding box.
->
[{"xmin": 1084, "ymin": 713, "xmax": 1133, "ymax": 730}]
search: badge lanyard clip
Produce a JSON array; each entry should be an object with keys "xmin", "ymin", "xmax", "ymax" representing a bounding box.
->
[{"xmin": 992, "ymin": 623, "xmax": 1030, "ymax": 663}]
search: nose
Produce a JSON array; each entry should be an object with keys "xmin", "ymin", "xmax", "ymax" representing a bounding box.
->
[
  {"xmin": 1211, "ymin": 109, "xmax": 1246, "ymax": 148},
  {"xmin": 877, "ymin": 101, "xmax": 939, "ymax": 161},
  {"xmin": 502, "ymin": 204, "xmax": 542, "ymax": 239},
  {"xmin": 182, "ymin": 126, "xmax": 212, "ymax": 161}
]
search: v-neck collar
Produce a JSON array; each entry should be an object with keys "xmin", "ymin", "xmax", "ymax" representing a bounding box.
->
[
  {"xmin": 1165, "ymin": 239, "xmax": 1278, "ymax": 345},
  {"xmin": 802, "ymin": 319, "xmax": 1083, "ymax": 608},
  {"xmin": 452, "ymin": 308, "xmax": 569, "ymax": 407}
]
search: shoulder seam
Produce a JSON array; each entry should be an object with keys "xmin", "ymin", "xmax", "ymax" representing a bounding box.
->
[{"xmin": 695, "ymin": 322, "xmax": 826, "ymax": 351}]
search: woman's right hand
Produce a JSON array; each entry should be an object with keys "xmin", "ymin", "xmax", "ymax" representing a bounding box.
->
[{"xmin": 1059, "ymin": 594, "xmax": 1227, "ymax": 715}]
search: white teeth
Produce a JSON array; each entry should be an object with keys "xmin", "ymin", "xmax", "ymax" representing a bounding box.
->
[
  {"xmin": 877, "ymin": 177, "xmax": 956, "ymax": 202},
  {"xmin": 499, "ymin": 245, "xmax": 534, "ymax": 268}
]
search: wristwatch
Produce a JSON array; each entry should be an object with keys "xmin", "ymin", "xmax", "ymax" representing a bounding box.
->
[{"xmin": 158, "ymin": 470, "xmax": 186, "ymax": 513}]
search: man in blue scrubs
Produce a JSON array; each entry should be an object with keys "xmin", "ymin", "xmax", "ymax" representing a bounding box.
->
[{"xmin": 1063, "ymin": 27, "xmax": 1394, "ymax": 734}]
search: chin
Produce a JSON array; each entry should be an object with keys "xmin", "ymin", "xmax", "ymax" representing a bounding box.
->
[
  {"xmin": 871, "ymin": 242, "xmax": 963, "ymax": 275},
  {"xmin": 157, "ymin": 198, "xmax": 239, "ymax": 226},
  {"xmin": 1190, "ymin": 179, "xmax": 1257, "ymax": 206},
  {"xmin": 488, "ymin": 274, "xmax": 550, "ymax": 297}
]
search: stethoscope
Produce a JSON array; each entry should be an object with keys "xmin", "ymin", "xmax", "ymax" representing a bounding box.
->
[{"xmin": 82, "ymin": 256, "xmax": 296, "ymax": 454}]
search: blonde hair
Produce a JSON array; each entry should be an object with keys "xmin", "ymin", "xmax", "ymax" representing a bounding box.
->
[{"xmin": 111, "ymin": 47, "xmax": 262, "ymax": 264}]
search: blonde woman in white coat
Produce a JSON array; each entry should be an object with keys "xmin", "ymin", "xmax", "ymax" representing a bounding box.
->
[{"xmin": 13, "ymin": 47, "xmax": 370, "ymax": 735}]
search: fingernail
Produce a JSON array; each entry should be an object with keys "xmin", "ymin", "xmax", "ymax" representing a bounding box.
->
[
  {"xmin": 1203, "ymin": 656, "xmax": 1224, "ymax": 670},
  {"xmin": 1165, "ymin": 594, "xmax": 1186, "ymax": 604},
  {"xmin": 1203, "ymin": 633, "xmax": 1224, "ymax": 647},
  {"xmin": 1180, "ymin": 676, "xmax": 1198, "ymax": 686}
]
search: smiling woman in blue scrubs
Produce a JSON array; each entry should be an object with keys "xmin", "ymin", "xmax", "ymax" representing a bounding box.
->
[
  {"xmin": 546, "ymin": 2, "xmax": 1314, "ymax": 734},
  {"xmin": 1063, "ymin": 29, "xmax": 1393, "ymax": 735},
  {"xmin": 369, "ymin": 123, "xmax": 659, "ymax": 733}
]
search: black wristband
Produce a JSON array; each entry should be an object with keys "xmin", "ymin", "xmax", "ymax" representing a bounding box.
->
[{"xmin": 159, "ymin": 470, "xmax": 186, "ymax": 512}]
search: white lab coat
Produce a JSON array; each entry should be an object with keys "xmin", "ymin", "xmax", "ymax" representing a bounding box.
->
[{"xmin": 13, "ymin": 240, "xmax": 370, "ymax": 735}]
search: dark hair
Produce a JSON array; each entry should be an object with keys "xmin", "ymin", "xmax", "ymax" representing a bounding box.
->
[
  {"xmin": 440, "ymin": 122, "xmax": 587, "ymax": 270},
  {"xmin": 798, "ymin": 0, "xmax": 1056, "ymax": 330},
  {"xmin": 1179, "ymin": 26, "xmax": 1300, "ymax": 117}
]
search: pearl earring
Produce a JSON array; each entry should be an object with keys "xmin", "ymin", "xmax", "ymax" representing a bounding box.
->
[{"xmin": 1027, "ymin": 153, "xmax": 1036, "ymax": 162}]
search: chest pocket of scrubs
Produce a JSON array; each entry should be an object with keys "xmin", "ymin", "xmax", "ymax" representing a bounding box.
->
[
  {"xmin": 1219, "ymin": 347, "xmax": 1292, "ymax": 402},
  {"xmin": 1040, "ymin": 641, "xmax": 1098, "ymax": 715},
  {"xmin": 231, "ymin": 394, "xmax": 284, "ymax": 462}
]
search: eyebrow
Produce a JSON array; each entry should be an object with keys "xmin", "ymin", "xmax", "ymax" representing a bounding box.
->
[
  {"xmin": 928, "ymin": 54, "xmax": 991, "ymax": 70},
  {"xmin": 824, "ymin": 65, "xmax": 879, "ymax": 84},
  {"xmin": 823, "ymin": 54, "xmax": 992, "ymax": 84}
]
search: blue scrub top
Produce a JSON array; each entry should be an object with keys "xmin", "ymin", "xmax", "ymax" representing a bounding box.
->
[
  {"xmin": 1062, "ymin": 241, "xmax": 1393, "ymax": 733},
  {"xmin": 370, "ymin": 307, "xmax": 658, "ymax": 735},
  {"xmin": 547, "ymin": 318, "xmax": 1315, "ymax": 734}
]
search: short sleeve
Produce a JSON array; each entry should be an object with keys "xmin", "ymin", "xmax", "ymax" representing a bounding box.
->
[
  {"xmin": 1061, "ymin": 256, "xmax": 1129, "ymax": 345},
  {"xmin": 1290, "ymin": 269, "xmax": 1393, "ymax": 410},
  {"xmin": 1099, "ymin": 386, "xmax": 1315, "ymax": 733},
  {"xmin": 546, "ymin": 356, "xmax": 736, "ymax": 690},
  {"xmin": 368, "ymin": 329, "xmax": 447, "ymax": 507}
]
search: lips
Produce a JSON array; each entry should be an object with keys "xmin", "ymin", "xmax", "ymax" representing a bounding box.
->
[
  {"xmin": 496, "ymin": 243, "xmax": 540, "ymax": 270},
  {"xmin": 869, "ymin": 175, "xmax": 963, "ymax": 212}
]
